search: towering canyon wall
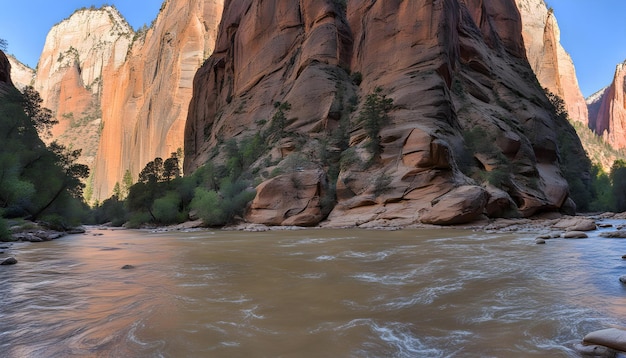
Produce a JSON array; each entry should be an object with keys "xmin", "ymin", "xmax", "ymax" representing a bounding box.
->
[
  {"xmin": 515, "ymin": 0, "xmax": 588, "ymax": 125},
  {"xmin": 588, "ymin": 62, "xmax": 626, "ymax": 150},
  {"xmin": 92, "ymin": 0, "xmax": 223, "ymax": 200},
  {"xmin": 32, "ymin": 6, "xmax": 133, "ymax": 170},
  {"xmin": 185, "ymin": 0, "xmax": 589, "ymax": 226},
  {"xmin": 31, "ymin": 1, "xmax": 224, "ymax": 201}
]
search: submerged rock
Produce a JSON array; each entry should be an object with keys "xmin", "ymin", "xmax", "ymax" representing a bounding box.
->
[
  {"xmin": 553, "ymin": 217, "xmax": 597, "ymax": 232},
  {"xmin": 573, "ymin": 342, "xmax": 617, "ymax": 357},
  {"xmin": 620, "ymin": 276, "xmax": 626, "ymax": 284},
  {"xmin": 600, "ymin": 231, "xmax": 626, "ymax": 238},
  {"xmin": 563, "ymin": 231, "xmax": 588, "ymax": 239},
  {"xmin": 121, "ymin": 264, "xmax": 135, "ymax": 270},
  {"xmin": 534, "ymin": 238, "xmax": 546, "ymax": 244},
  {"xmin": 583, "ymin": 328, "xmax": 626, "ymax": 352},
  {"xmin": 1, "ymin": 257, "xmax": 17, "ymax": 265}
]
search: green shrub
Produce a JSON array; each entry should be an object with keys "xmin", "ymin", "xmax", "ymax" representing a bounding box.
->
[
  {"xmin": 190, "ymin": 188, "xmax": 225, "ymax": 226},
  {"xmin": 152, "ymin": 191, "xmax": 184, "ymax": 225},
  {"xmin": 0, "ymin": 217, "xmax": 11, "ymax": 242}
]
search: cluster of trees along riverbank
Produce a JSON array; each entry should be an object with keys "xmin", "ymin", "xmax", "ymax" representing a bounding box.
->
[{"xmin": 3, "ymin": 84, "xmax": 626, "ymax": 238}]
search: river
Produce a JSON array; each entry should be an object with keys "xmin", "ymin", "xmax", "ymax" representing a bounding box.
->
[{"xmin": 1, "ymin": 223, "xmax": 625, "ymax": 357}]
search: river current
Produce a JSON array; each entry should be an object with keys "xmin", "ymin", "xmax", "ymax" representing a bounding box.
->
[{"xmin": 1, "ymin": 223, "xmax": 626, "ymax": 357}]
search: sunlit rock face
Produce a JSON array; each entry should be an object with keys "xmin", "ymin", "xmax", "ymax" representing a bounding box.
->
[
  {"xmin": 515, "ymin": 0, "xmax": 588, "ymax": 125},
  {"xmin": 32, "ymin": 6, "xmax": 133, "ymax": 173},
  {"xmin": 92, "ymin": 0, "xmax": 224, "ymax": 201},
  {"xmin": 7, "ymin": 55, "xmax": 34, "ymax": 91},
  {"xmin": 186, "ymin": 0, "xmax": 587, "ymax": 227},
  {"xmin": 32, "ymin": 2, "xmax": 224, "ymax": 201},
  {"xmin": 588, "ymin": 62, "xmax": 626, "ymax": 150}
]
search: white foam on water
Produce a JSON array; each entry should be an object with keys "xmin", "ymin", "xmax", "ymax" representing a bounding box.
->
[{"xmin": 314, "ymin": 255, "xmax": 336, "ymax": 261}]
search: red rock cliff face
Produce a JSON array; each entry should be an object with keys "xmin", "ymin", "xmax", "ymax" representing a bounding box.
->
[
  {"xmin": 515, "ymin": 0, "xmax": 588, "ymax": 125},
  {"xmin": 91, "ymin": 0, "xmax": 224, "ymax": 200},
  {"xmin": 590, "ymin": 62, "xmax": 626, "ymax": 150},
  {"xmin": 31, "ymin": 6, "xmax": 133, "ymax": 186},
  {"xmin": 185, "ymin": 0, "xmax": 587, "ymax": 226}
]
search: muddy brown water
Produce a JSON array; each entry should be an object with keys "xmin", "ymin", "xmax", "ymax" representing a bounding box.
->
[{"xmin": 1, "ymin": 223, "xmax": 626, "ymax": 357}]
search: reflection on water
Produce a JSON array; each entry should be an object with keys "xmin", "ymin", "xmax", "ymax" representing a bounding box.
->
[{"xmin": 1, "ymin": 225, "xmax": 626, "ymax": 357}]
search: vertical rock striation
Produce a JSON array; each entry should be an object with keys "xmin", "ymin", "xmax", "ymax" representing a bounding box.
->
[
  {"xmin": 92, "ymin": 0, "xmax": 224, "ymax": 200},
  {"xmin": 32, "ymin": 6, "xmax": 133, "ymax": 171},
  {"xmin": 588, "ymin": 62, "xmax": 626, "ymax": 150},
  {"xmin": 515, "ymin": 0, "xmax": 588, "ymax": 125},
  {"xmin": 30, "ymin": 1, "xmax": 224, "ymax": 201},
  {"xmin": 185, "ymin": 0, "xmax": 589, "ymax": 226}
]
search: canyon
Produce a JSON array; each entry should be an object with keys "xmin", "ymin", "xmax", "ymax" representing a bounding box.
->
[
  {"xmin": 8, "ymin": 0, "xmax": 622, "ymax": 226},
  {"xmin": 184, "ymin": 0, "xmax": 587, "ymax": 226},
  {"xmin": 18, "ymin": 1, "xmax": 223, "ymax": 201}
]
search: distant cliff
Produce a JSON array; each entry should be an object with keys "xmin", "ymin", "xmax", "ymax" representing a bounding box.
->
[
  {"xmin": 32, "ymin": 5, "xmax": 133, "ymax": 175},
  {"xmin": 29, "ymin": 1, "xmax": 224, "ymax": 201},
  {"xmin": 6, "ymin": 55, "xmax": 34, "ymax": 91},
  {"xmin": 588, "ymin": 62, "xmax": 626, "ymax": 151},
  {"xmin": 185, "ymin": 0, "xmax": 589, "ymax": 227},
  {"xmin": 516, "ymin": 0, "xmax": 588, "ymax": 125},
  {"xmin": 92, "ymin": 0, "xmax": 223, "ymax": 200}
]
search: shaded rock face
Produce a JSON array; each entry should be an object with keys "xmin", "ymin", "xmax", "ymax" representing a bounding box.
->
[
  {"xmin": 92, "ymin": 0, "xmax": 224, "ymax": 200},
  {"xmin": 589, "ymin": 62, "xmax": 626, "ymax": 150},
  {"xmin": 32, "ymin": 2, "xmax": 224, "ymax": 201},
  {"xmin": 0, "ymin": 51, "xmax": 14, "ymax": 95},
  {"xmin": 185, "ymin": 0, "xmax": 587, "ymax": 227}
]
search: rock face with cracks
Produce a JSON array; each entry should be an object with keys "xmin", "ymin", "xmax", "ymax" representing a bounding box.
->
[{"xmin": 185, "ymin": 0, "xmax": 589, "ymax": 227}]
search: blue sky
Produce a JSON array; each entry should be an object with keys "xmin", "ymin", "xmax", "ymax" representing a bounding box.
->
[
  {"xmin": 546, "ymin": 0, "xmax": 626, "ymax": 97},
  {"xmin": 0, "ymin": 1, "xmax": 163, "ymax": 68},
  {"xmin": 0, "ymin": 1, "xmax": 625, "ymax": 98}
]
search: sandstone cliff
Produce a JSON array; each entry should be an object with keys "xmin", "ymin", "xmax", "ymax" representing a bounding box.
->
[
  {"xmin": 515, "ymin": 0, "xmax": 588, "ymax": 125},
  {"xmin": 33, "ymin": 6, "xmax": 133, "ymax": 170},
  {"xmin": 7, "ymin": 55, "xmax": 34, "ymax": 91},
  {"xmin": 185, "ymin": 0, "xmax": 589, "ymax": 227},
  {"xmin": 588, "ymin": 62, "xmax": 626, "ymax": 150},
  {"xmin": 32, "ymin": 2, "xmax": 224, "ymax": 201},
  {"xmin": 91, "ymin": 0, "xmax": 224, "ymax": 200}
]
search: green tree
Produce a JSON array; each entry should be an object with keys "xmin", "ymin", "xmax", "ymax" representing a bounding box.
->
[
  {"xmin": 163, "ymin": 152, "xmax": 181, "ymax": 182},
  {"xmin": 138, "ymin": 157, "xmax": 164, "ymax": 184},
  {"xmin": 611, "ymin": 160, "xmax": 626, "ymax": 212},
  {"xmin": 29, "ymin": 142, "xmax": 89, "ymax": 221},
  {"xmin": 0, "ymin": 38, "xmax": 7, "ymax": 51},
  {"xmin": 358, "ymin": 87, "xmax": 393, "ymax": 159},
  {"xmin": 121, "ymin": 169, "xmax": 133, "ymax": 199},
  {"xmin": 21, "ymin": 86, "xmax": 58, "ymax": 138}
]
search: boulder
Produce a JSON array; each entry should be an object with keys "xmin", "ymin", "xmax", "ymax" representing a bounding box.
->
[
  {"xmin": 583, "ymin": 328, "xmax": 626, "ymax": 352},
  {"xmin": 121, "ymin": 264, "xmax": 135, "ymax": 270},
  {"xmin": 484, "ymin": 185, "xmax": 518, "ymax": 218},
  {"xmin": 1, "ymin": 257, "xmax": 17, "ymax": 265},
  {"xmin": 246, "ymin": 169, "xmax": 327, "ymax": 227},
  {"xmin": 573, "ymin": 342, "xmax": 617, "ymax": 357},
  {"xmin": 535, "ymin": 238, "xmax": 546, "ymax": 244},
  {"xmin": 66, "ymin": 227, "xmax": 86, "ymax": 235},
  {"xmin": 553, "ymin": 217, "xmax": 597, "ymax": 231},
  {"xmin": 419, "ymin": 186, "xmax": 488, "ymax": 225},
  {"xmin": 601, "ymin": 231, "xmax": 626, "ymax": 238},
  {"xmin": 620, "ymin": 276, "xmax": 626, "ymax": 284},
  {"xmin": 563, "ymin": 231, "xmax": 588, "ymax": 239}
]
